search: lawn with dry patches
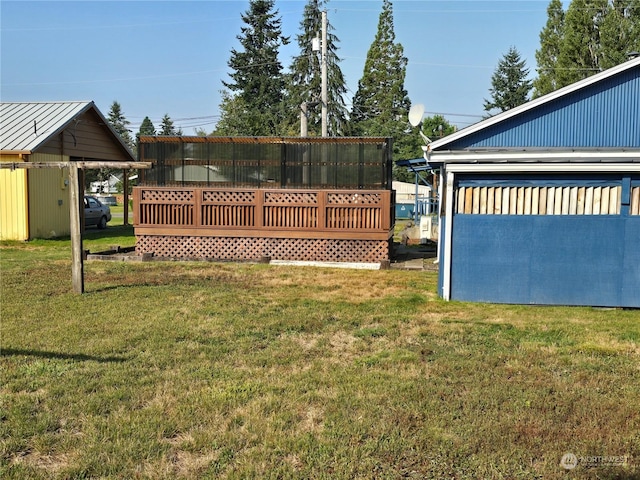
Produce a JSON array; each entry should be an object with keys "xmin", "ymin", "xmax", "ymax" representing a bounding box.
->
[{"xmin": 1, "ymin": 236, "xmax": 639, "ymax": 479}]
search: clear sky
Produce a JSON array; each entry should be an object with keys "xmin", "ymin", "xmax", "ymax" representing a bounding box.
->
[{"xmin": 1, "ymin": 0, "xmax": 555, "ymax": 133}]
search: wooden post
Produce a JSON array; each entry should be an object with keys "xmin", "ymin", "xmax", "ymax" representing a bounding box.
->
[
  {"xmin": 68, "ymin": 162, "xmax": 84, "ymax": 293},
  {"xmin": 123, "ymin": 169, "xmax": 129, "ymax": 226}
]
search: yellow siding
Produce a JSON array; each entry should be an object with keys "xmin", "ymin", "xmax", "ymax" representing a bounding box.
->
[
  {"xmin": 27, "ymin": 153, "xmax": 71, "ymax": 239},
  {"xmin": 0, "ymin": 168, "xmax": 29, "ymax": 240}
]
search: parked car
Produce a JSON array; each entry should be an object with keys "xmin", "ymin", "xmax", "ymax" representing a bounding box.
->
[{"xmin": 84, "ymin": 195, "xmax": 111, "ymax": 229}]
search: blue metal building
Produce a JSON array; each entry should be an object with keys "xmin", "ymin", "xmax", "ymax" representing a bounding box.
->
[{"xmin": 423, "ymin": 56, "xmax": 640, "ymax": 308}]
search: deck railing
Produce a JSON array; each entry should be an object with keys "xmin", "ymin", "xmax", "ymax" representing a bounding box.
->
[{"xmin": 133, "ymin": 186, "xmax": 394, "ymax": 240}]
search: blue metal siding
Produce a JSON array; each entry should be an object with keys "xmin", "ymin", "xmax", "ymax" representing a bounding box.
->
[
  {"xmin": 449, "ymin": 215, "xmax": 640, "ymax": 307},
  {"xmin": 446, "ymin": 67, "xmax": 640, "ymax": 149}
]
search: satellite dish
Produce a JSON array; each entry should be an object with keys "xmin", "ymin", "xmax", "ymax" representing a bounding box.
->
[{"xmin": 408, "ymin": 104, "xmax": 425, "ymax": 127}]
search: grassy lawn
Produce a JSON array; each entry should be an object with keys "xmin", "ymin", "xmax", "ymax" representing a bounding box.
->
[
  {"xmin": 1, "ymin": 231, "xmax": 639, "ymax": 479},
  {"xmin": 105, "ymin": 205, "xmax": 133, "ymax": 228}
]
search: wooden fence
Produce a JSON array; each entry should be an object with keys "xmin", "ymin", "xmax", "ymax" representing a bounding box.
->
[{"xmin": 456, "ymin": 185, "xmax": 640, "ymax": 215}]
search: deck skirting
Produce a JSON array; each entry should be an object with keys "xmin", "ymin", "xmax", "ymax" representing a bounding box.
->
[{"xmin": 135, "ymin": 234, "xmax": 390, "ymax": 263}]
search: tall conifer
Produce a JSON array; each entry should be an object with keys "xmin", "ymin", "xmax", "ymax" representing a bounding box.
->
[
  {"xmin": 350, "ymin": 0, "xmax": 412, "ymax": 161},
  {"xmin": 600, "ymin": 0, "xmax": 640, "ymax": 68},
  {"xmin": 139, "ymin": 116, "xmax": 156, "ymax": 136},
  {"xmin": 107, "ymin": 101, "xmax": 134, "ymax": 151},
  {"xmin": 533, "ymin": 0, "xmax": 565, "ymax": 97},
  {"xmin": 218, "ymin": 0, "xmax": 289, "ymax": 136},
  {"xmin": 555, "ymin": 0, "xmax": 609, "ymax": 86},
  {"xmin": 484, "ymin": 47, "xmax": 533, "ymax": 114}
]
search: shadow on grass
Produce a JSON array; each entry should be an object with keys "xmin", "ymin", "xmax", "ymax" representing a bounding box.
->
[
  {"xmin": 20, "ymin": 225, "xmax": 135, "ymax": 244},
  {"xmin": 1, "ymin": 347, "xmax": 127, "ymax": 363}
]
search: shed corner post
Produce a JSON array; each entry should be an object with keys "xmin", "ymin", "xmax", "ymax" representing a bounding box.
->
[{"xmin": 442, "ymin": 169, "xmax": 455, "ymax": 301}]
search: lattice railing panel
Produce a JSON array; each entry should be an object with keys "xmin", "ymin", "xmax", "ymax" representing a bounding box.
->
[
  {"xmin": 135, "ymin": 187, "xmax": 391, "ymax": 232},
  {"xmin": 202, "ymin": 190, "xmax": 255, "ymax": 204},
  {"xmin": 327, "ymin": 192, "xmax": 382, "ymax": 205},
  {"xmin": 141, "ymin": 189, "xmax": 194, "ymax": 203},
  {"xmin": 136, "ymin": 235, "xmax": 389, "ymax": 263},
  {"xmin": 265, "ymin": 192, "xmax": 318, "ymax": 204}
]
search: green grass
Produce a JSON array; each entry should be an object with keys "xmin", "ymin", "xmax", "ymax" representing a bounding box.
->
[
  {"xmin": 1, "ymin": 233, "xmax": 639, "ymax": 479},
  {"xmin": 105, "ymin": 205, "xmax": 133, "ymax": 228}
]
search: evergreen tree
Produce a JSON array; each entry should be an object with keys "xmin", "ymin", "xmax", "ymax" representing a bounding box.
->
[
  {"xmin": 159, "ymin": 114, "xmax": 182, "ymax": 135},
  {"xmin": 218, "ymin": 0, "xmax": 289, "ymax": 136},
  {"xmin": 107, "ymin": 100, "xmax": 134, "ymax": 151},
  {"xmin": 100, "ymin": 100, "xmax": 134, "ymax": 191},
  {"xmin": 533, "ymin": 0, "xmax": 565, "ymax": 97},
  {"xmin": 286, "ymin": 0, "xmax": 349, "ymax": 136},
  {"xmin": 600, "ymin": 0, "xmax": 640, "ymax": 69},
  {"xmin": 350, "ymin": 0, "xmax": 412, "ymax": 160},
  {"xmin": 484, "ymin": 47, "xmax": 533, "ymax": 114},
  {"xmin": 139, "ymin": 116, "xmax": 156, "ymax": 136},
  {"xmin": 533, "ymin": 0, "xmax": 640, "ymax": 94},
  {"xmin": 555, "ymin": 0, "xmax": 609, "ymax": 86}
]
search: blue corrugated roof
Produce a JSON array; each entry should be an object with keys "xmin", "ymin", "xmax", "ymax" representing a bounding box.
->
[{"xmin": 429, "ymin": 56, "xmax": 640, "ymax": 151}]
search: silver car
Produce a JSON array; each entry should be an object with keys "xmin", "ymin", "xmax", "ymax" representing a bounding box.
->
[{"xmin": 84, "ymin": 195, "xmax": 111, "ymax": 229}]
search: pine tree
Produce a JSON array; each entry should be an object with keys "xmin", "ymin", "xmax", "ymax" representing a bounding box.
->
[
  {"xmin": 159, "ymin": 114, "xmax": 182, "ymax": 135},
  {"xmin": 107, "ymin": 101, "xmax": 134, "ymax": 151},
  {"xmin": 139, "ymin": 116, "xmax": 156, "ymax": 136},
  {"xmin": 555, "ymin": 0, "xmax": 609, "ymax": 87},
  {"xmin": 484, "ymin": 47, "xmax": 533, "ymax": 114},
  {"xmin": 286, "ymin": 0, "xmax": 349, "ymax": 136},
  {"xmin": 350, "ymin": 0, "xmax": 412, "ymax": 158},
  {"xmin": 533, "ymin": 0, "xmax": 565, "ymax": 97},
  {"xmin": 218, "ymin": 0, "xmax": 289, "ymax": 136}
]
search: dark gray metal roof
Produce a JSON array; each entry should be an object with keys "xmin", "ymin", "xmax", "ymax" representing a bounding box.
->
[{"xmin": 1, "ymin": 101, "xmax": 93, "ymax": 153}]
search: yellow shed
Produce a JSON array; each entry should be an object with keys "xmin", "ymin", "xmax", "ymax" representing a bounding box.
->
[{"xmin": 0, "ymin": 101, "xmax": 135, "ymax": 240}]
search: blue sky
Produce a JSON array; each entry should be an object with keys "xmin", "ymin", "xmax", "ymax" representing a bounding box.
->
[{"xmin": 1, "ymin": 0, "xmax": 555, "ymax": 132}]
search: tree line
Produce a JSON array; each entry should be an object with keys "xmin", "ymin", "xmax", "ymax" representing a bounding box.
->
[
  {"xmin": 106, "ymin": 0, "xmax": 639, "ymax": 184},
  {"xmin": 485, "ymin": 0, "xmax": 639, "ymax": 114}
]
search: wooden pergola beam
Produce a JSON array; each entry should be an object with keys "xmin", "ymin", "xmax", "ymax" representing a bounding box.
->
[{"xmin": 0, "ymin": 161, "xmax": 151, "ymax": 170}]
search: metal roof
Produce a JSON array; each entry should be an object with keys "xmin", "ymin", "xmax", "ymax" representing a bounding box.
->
[
  {"xmin": 1, "ymin": 101, "xmax": 94, "ymax": 153},
  {"xmin": 428, "ymin": 56, "xmax": 640, "ymax": 152}
]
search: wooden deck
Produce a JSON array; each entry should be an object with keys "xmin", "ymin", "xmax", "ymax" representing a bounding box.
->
[{"xmin": 133, "ymin": 186, "xmax": 394, "ymax": 262}]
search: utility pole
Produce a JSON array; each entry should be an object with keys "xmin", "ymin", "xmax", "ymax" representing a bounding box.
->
[
  {"xmin": 300, "ymin": 102, "xmax": 308, "ymax": 137},
  {"xmin": 321, "ymin": 9, "xmax": 328, "ymax": 137}
]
